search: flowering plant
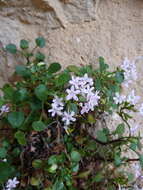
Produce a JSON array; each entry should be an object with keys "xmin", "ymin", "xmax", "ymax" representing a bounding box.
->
[{"xmin": 0, "ymin": 37, "xmax": 143, "ymax": 190}]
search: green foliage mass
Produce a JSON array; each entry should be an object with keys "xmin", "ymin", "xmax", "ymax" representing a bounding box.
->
[{"xmin": 0, "ymin": 37, "xmax": 141, "ymax": 190}]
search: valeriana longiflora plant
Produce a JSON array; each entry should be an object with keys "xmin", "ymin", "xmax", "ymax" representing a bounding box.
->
[{"xmin": 0, "ymin": 37, "xmax": 143, "ymax": 190}]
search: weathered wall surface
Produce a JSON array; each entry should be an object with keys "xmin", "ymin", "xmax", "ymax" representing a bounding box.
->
[
  {"xmin": 0, "ymin": 0, "xmax": 143, "ymax": 180},
  {"xmin": 0, "ymin": 0, "xmax": 143, "ymax": 73},
  {"xmin": 0, "ymin": 1, "xmax": 143, "ymax": 93},
  {"xmin": 0, "ymin": 0, "xmax": 143, "ymax": 95}
]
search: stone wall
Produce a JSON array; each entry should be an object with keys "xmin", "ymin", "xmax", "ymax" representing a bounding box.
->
[
  {"xmin": 0, "ymin": 1, "xmax": 142, "ymax": 90},
  {"xmin": 0, "ymin": 0, "xmax": 143, "ymax": 69},
  {"xmin": 0, "ymin": 0, "xmax": 143, "ymax": 92},
  {"xmin": 0, "ymin": 0, "xmax": 143, "ymax": 178},
  {"xmin": 0, "ymin": 0, "xmax": 143, "ymax": 83}
]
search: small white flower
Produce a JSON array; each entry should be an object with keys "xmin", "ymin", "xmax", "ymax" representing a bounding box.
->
[
  {"xmin": 66, "ymin": 86, "xmax": 80, "ymax": 101},
  {"xmin": 80, "ymin": 91, "xmax": 100, "ymax": 114},
  {"xmin": 121, "ymin": 58, "xmax": 137, "ymax": 87},
  {"xmin": 87, "ymin": 91, "xmax": 100, "ymax": 109},
  {"xmin": 0, "ymin": 105, "xmax": 10, "ymax": 116},
  {"xmin": 82, "ymin": 74, "xmax": 94, "ymax": 86},
  {"xmin": 69, "ymin": 74, "xmax": 93, "ymax": 90},
  {"xmin": 127, "ymin": 90, "xmax": 140, "ymax": 105},
  {"xmin": 48, "ymin": 104, "xmax": 63, "ymax": 117},
  {"xmin": 62, "ymin": 111, "xmax": 76, "ymax": 125},
  {"xmin": 6, "ymin": 177, "xmax": 19, "ymax": 190},
  {"xmin": 81, "ymin": 85, "xmax": 94, "ymax": 96},
  {"xmin": 133, "ymin": 163, "xmax": 142, "ymax": 179},
  {"xmin": 69, "ymin": 76, "xmax": 81, "ymax": 89},
  {"xmin": 139, "ymin": 103, "xmax": 143, "ymax": 116},
  {"xmin": 52, "ymin": 96, "xmax": 64, "ymax": 107},
  {"xmin": 113, "ymin": 93, "xmax": 126, "ymax": 104},
  {"xmin": 81, "ymin": 103, "xmax": 90, "ymax": 114},
  {"xmin": 48, "ymin": 96, "xmax": 64, "ymax": 117}
]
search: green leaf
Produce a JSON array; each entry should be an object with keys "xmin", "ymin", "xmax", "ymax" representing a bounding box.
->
[
  {"xmin": 19, "ymin": 88, "xmax": 28, "ymax": 101},
  {"xmin": 96, "ymin": 130, "xmax": 107, "ymax": 143},
  {"xmin": 34, "ymin": 84, "xmax": 47, "ymax": 101},
  {"xmin": 48, "ymin": 164, "xmax": 58, "ymax": 173},
  {"xmin": 0, "ymin": 148, "xmax": 7, "ymax": 158},
  {"xmin": 35, "ymin": 37, "xmax": 46, "ymax": 48},
  {"xmin": 115, "ymin": 123, "xmax": 125, "ymax": 136},
  {"xmin": 35, "ymin": 52, "xmax": 45, "ymax": 62},
  {"xmin": 56, "ymin": 71, "xmax": 71, "ymax": 86},
  {"xmin": 15, "ymin": 131, "xmax": 26, "ymax": 145},
  {"xmin": 0, "ymin": 162, "xmax": 15, "ymax": 184},
  {"xmin": 71, "ymin": 151, "xmax": 81, "ymax": 162},
  {"xmin": 53, "ymin": 180, "xmax": 65, "ymax": 190},
  {"xmin": 30, "ymin": 98, "xmax": 42, "ymax": 111},
  {"xmin": 71, "ymin": 163, "xmax": 79, "ymax": 173},
  {"xmin": 15, "ymin": 65, "xmax": 31, "ymax": 77},
  {"xmin": 48, "ymin": 155, "xmax": 58, "ymax": 165},
  {"xmin": 99, "ymin": 56, "xmax": 109, "ymax": 72},
  {"xmin": 8, "ymin": 112, "xmax": 25, "ymax": 128},
  {"xmin": 67, "ymin": 65, "xmax": 79, "ymax": 74},
  {"xmin": 6, "ymin": 44, "xmax": 17, "ymax": 54},
  {"xmin": 92, "ymin": 173, "xmax": 104, "ymax": 182},
  {"xmin": 32, "ymin": 159, "xmax": 43, "ymax": 169},
  {"xmin": 114, "ymin": 154, "xmax": 122, "ymax": 167},
  {"xmin": 2, "ymin": 84, "xmax": 15, "ymax": 100},
  {"xmin": 130, "ymin": 142, "xmax": 137, "ymax": 151},
  {"xmin": 20, "ymin": 39, "xmax": 29, "ymax": 49},
  {"xmin": 86, "ymin": 140, "xmax": 97, "ymax": 151},
  {"xmin": 79, "ymin": 65, "xmax": 92, "ymax": 75},
  {"xmin": 87, "ymin": 114, "xmax": 96, "ymax": 124},
  {"xmin": 32, "ymin": 121, "xmax": 47, "ymax": 131},
  {"xmin": 48, "ymin": 63, "xmax": 61, "ymax": 74},
  {"xmin": 95, "ymin": 78, "xmax": 102, "ymax": 91},
  {"xmin": 139, "ymin": 155, "xmax": 143, "ymax": 168},
  {"xmin": 30, "ymin": 177, "xmax": 40, "ymax": 186},
  {"xmin": 115, "ymin": 71, "xmax": 124, "ymax": 84},
  {"xmin": 77, "ymin": 170, "xmax": 90, "ymax": 178},
  {"xmin": 68, "ymin": 103, "xmax": 78, "ymax": 114}
]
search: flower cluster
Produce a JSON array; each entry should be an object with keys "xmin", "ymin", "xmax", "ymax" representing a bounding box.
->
[
  {"xmin": 67, "ymin": 74, "xmax": 100, "ymax": 114},
  {"xmin": 48, "ymin": 96, "xmax": 76, "ymax": 126},
  {"xmin": 48, "ymin": 74, "xmax": 100, "ymax": 127},
  {"xmin": 4, "ymin": 177, "xmax": 19, "ymax": 190},
  {"xmin": 113, "ymin": 90, "xmax": 140, "ymax": 105},
  {"xmin": 121, "ymin": 58, "xmax": 137, "ymax": 87}
]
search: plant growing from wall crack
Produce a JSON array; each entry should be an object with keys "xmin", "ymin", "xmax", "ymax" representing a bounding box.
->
[{"xmin": 0, "ymin": 37, "xmax": 143, "ymax": 190}]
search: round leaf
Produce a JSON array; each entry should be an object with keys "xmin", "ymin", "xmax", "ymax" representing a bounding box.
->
[
  {"xmin": 32, "ymin": 121, "xmax": 47, "ymax": 131},
  {"xmin": 20, "ymin": 39, "xmax": 29, "ymax": 49},
  {"xmin": 34, "ymin": 84, "xmax": 47, "ymax": 101},
  {"xmin": 6, "ymin": 44, "xmax": 17, "ymax": 54},
  {"xmin": 15, "ymin": 131, "xmax": 26, "ymax": 145},
  {"xmin": 56, "ymin": 72, "xmax": 71, "ymax": 86},
  {"xmin": 35, "ymin": 37, "xmax": 45, "ymax": 48},
  {"xmin": 96, "ymin": 130, "xmax": 107, "ymax": 143},
  {"xmin": 71, "ymin": 151, "xmax": 81, "ymax": 162},
  {"xmin": 8, "ymin": 112, "xmax": 24, "ymax": 128},
  {"xmin": 0, "ymin": 162, "xmax": 15, "ymax": 184},
  {"xmin": 48, "ymin": 63, "xmax": 61, "ymax": 74}
]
